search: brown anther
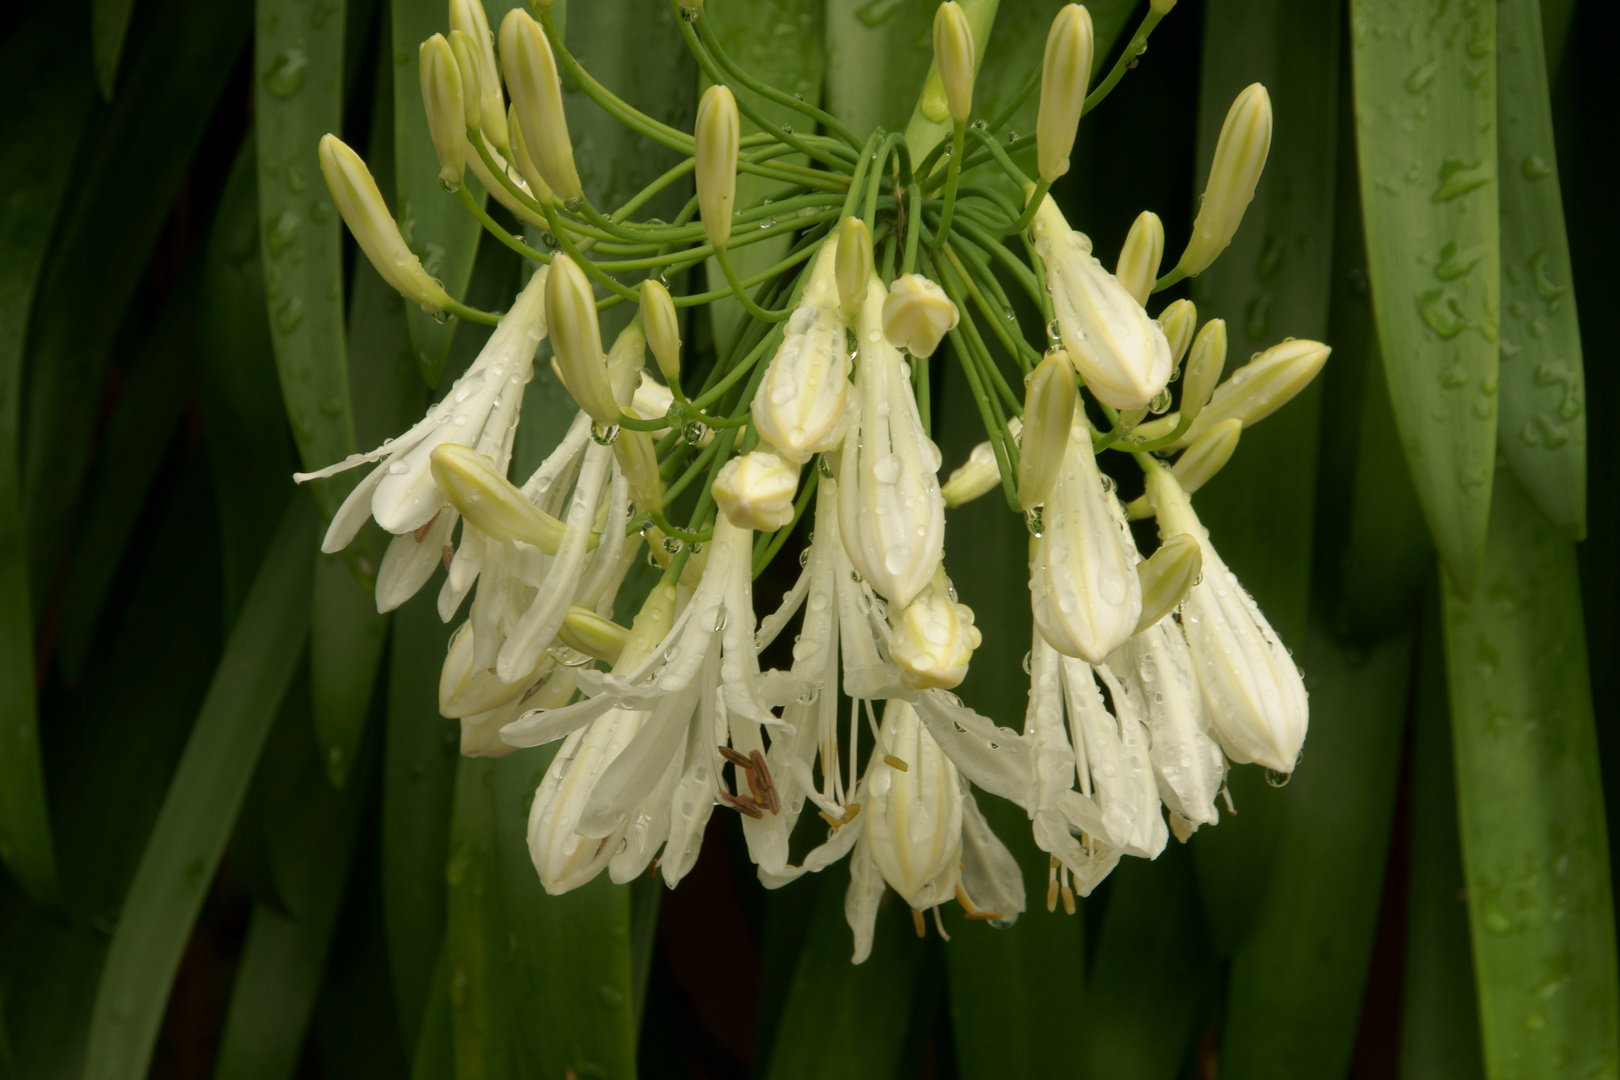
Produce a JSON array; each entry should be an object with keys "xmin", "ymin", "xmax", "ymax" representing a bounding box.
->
[
  {"xmin": 415, "ymin": 511, "xmax": 441, "ymax": 542},
  {"xmin": 749, "ymin": 750, "xmax": 780, "ymax": 814},
  {"xmin": 818, "ymin": 809, "xmax": 839, "ymax": 829},
  {"xmin": 1060, "ymin": 884, "xmax": 1077, "ymax": 916},
  {"xmin": 648, "ymin": 858, "xmax": 660, "ymax": 876},
  {"xmin": 718, "ymin": 745, "xmax": 753, "ymax": 768},
  {"xmin": 840, "ymin": 802, "xmax": 861, "ymax": 824},
  {"xmin": 718, "ymin": 791, "xmax": 765, "ymax": 819},
  {"xmin": 1046, "ymin": 878, "xmax": 1059, "ymax": 913},
  {"xmin": 883, "ymin": 754, "xmax": 909, "ymax": 772},
  {"xmin": 911, "ymin": 907, "xmax": 927, "ymax": 938},
  {"xmin": 442, "ymin": 544, "xmax": 455, "ymax": 570}
]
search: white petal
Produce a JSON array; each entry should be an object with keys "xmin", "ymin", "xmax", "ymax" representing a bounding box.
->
[
  {"xmin": 844, "ymin": 837, "xmax": 887, "ymax": 965},
  {"xmin": 376, "ymin": 510, "xmax": 457, "ymax": 612}
]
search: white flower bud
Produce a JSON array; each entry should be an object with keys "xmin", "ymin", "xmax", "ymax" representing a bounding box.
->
[
  {"xmin": 840, "ymin": 275, "xmax": 947, "ymax": 609},
  {"xmin": 557, "ymin": 606, "xmax": 628, "ymax": 664},
  {"xmin": 429, "ymin": 444, "xmax": 572, "ymax": 553},
  {"xmin": 1172, "ymin": 418, "xmax": 1241, "ymax": 495},
  {"xmin": 695, "ymin": 84, "xmax": 740, "ymax": 250},
  {"xmin": 639, "ymin": 278, "xmax": 682, "ymax": 387},
  {"xmin": 864, "ymin": 699, "xmax": 965, "ymax": 909},
  {"xmin": 1115, "ymin": 210, "xmax": 1164, "ymax": 307},
  {"xmin": 1111, "ymin": 620, "xmax": 1224, "ymax": 830},
  {"xmin": 1133, "ymin": 532, "xmax": 1201, "ymax": 634},
  {"xmin": 499, "ymin": 9, "xmax": 583, "ymax": 203},
  {"xmin": 1174, "ymin": 337, "xmax": 1328, "ymax": 449},
  {"xmin": 447, "ymin": 31, "xmax": 482, "ymax": 131},
  {"xmin": 942, "ymin": 431, "xmax": 1009, "ymax": 508},
  {"xmin": 1179, "ymin": 317, "xmax": 1227, "ymax": 427},
  {"xmin": 890, "ymin": 566, "xmax": 981, "ymax": 690},
  {"xmin": 612, "ymin": 419, "xmax": 663, "ymax": 514},
  {"xmin": 1017, "ymin": 352, "xmax": 1076, "ymax": 510},
  {"xmin": 546, "ymin": 255, "xmax": 619, "ymax": 426},
  {"xmin": 932, "ymin": 2, "xmax": 976, "ymax": 124},
  {"xmin": 1145, "ymin": 464, "xmax": 1307, "ymax": 774},
  {"xmin": 712, "ymin": 450, "xmax": 799, "ymax": 532},
  {"xmin": 318, "ymin": 135, "xmax": 451, "ymax": 312},
  {"xmin": 420, "ymin": 35, "xmax": 466, "ymax": 188},
  {"xmin": 882, "ymin": 273, "xmax": 958, "ymax": 358},
  {"xmin": 1177, "ymin": 83, "xmax": 1271, "ymax": 277},
  {"xmin": 1030, "ymin": 420, "xmax": 1142, "ymax": 663},
  {"xmin": 751, "ymin": 239, "xmax": 851, "ymax": 463},
  {"xmin": 449, "ymin": 0, "xmax": 507, "ymax": 151},
  {"xmin": 1032, "ymin": 196, "xmax": 1171, "ymax": 411},
  {"xmin": 835, "ymin": 217, "xmax": 873, "ymax": 317},
  {"xmin": 1157, "ymin": 299, "xmax": 1197, "ymax": 370},
  {"xmin": 1036, "ymin": 4, "xmax": 1095, "ymax": 183},
  {"xmin": 504, "ymin": 103, "xmax": 556, "ymax": 206}
]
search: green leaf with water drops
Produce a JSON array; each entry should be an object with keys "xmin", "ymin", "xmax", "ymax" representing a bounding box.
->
[
  {"xmin": 0, "ymin": 3, "xmax": 95, "ymax": 912},
  {"xmin": 1349, "ymin": 0, "xmax": 1499, "ymax": 597},
  {"xmin": 1493, "ymin": 0, "xmax": 1584, "ymax": 538},
  {"xmin": 90, "ymin": 0, "xmax": 139, "ymax": 99},
  {"xmin": 81, "ymin": 495, "xmax": 318, "ymax": 1080},
  {"xmin": 1220, "ymin": 619, "xmax": 1414, "ymax": 1079},
  {"xmin": 1400, "ymin": 607, "xmax": 1485, "ymax": 1080},
  {"xmin": 311, "ymin": 553, "xmax": 389, "ymax": 789},
  {"xmin": 1441, "ymin": 470, "xmax": 1620, "ymax": 1080}
]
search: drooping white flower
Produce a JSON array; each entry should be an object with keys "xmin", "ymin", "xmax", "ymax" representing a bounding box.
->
[
  {"xmin": 888, "ymin": 565, "xmax": 980, "ymax": 691},
  {"xmin": 712, "ymin": 450, "xmax": 800, "ymax": 532},
  {"xmin": 881, "ymin": 274, "xmax": 959, "ymax": 358},
  {"xmin": 751, "ymin": 238, "xmax": 852, "ymax": 463}
]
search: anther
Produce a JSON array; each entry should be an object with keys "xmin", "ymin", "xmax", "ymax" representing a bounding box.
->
[{"xmin": 415, "ymin": 511, "xmax": 440, "ymax": 542}]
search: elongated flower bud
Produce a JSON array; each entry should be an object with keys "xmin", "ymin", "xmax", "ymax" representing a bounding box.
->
[
  {"xmin": 941, "ymin": 426, "xmax": 1014, "ymax": 507},
  {"xmin": 546, "ymin": 255, "xmax": 618, "ymax": 426},
  {"xmin": 890, "ymin": 566, "xmax": 981, "ymax": 690},
  {"xmin": 1036, "ymin": 4, "xmax": 1095, "ymax": 183},
  {"xmin": 1115, "ymin": 211, "xmax": 1163, "ymax": 307},
  {"xmin": 1030, "ymin": 420, "xmax": 1142, "ymax": 663},
  {"xmin": 429, "ymin": 444, "xmax": 571, "ymax": 552},
  {"xmin": 1133, "ymin": 532, "xmax": 1201, "ymax": 634},
  {"xmin": 865, "ymin": 700, "xmax": 965, "ymax": 909},
  {"xmin": 1018, "ymin": 353, "xmax": 1076, "ymax": 510},
  {"xmin": 695, "ymin": 84, "xmax": 740, "ymax": 250},
  {"xmin": 639, "ymin": 279, "xmax": 682, "ymax": 387},
  {"xmin": 1157, "ymin": 298, "xmax": 1197, "ymax": 370},
  {"xmin": 447, "ymin": 31, "xmax": 483, "ymax": 130},
  {"xmin": 712, "ymin": 450, "xmax": 799, "ymax": 531},
  {"xmin": 558, "ymin": 606, "xmax": 628, "ymax": 664},
  {"xmin": 1032, "ymin": 196, "xmax": 1171, "ymax": 411},
  {"xmin": 1145, "ymin": 463, "xmax": 1307, "ymax": 773},
  {"xmin": 1174, "ymin": 338, "xmax": 1328, "ymax": 449},
  {"xmin": 882, "ymin": 273, "xmax": 958, "ymax": 358},
  {"xmin": 420, "ymin": 35, "xmax": 466, "ymax": 188},
  {"xmin": 319, "ymin": 135, "xmax": 451, "ymax": 312},
  {"xmin": 1177, "ymin": 83, "xmax": 1271, "ymax": 277},
  {"xmin": 450, "ymin": 0, "xmax": 507, "ymax": 151},
  {"xmin": 752, "ymin": 239, "xmax": 851, "ymax": 462},
  {"xmin": 613, "ymin": 418, "xmax": 663, "ymax": 514},
  {"xmin": 1172, "ymin": 418, "xmax": 1241, "ymax": 494},
  {"xmin": 835, "ymin": 217, "xmax": 873, "ymax": 317},
  {"xmin": 933, "ymin": 3, "xmax": 976, "ymax": 124},
  {"xmin": 1179, "ymin": 318, "xmax": 1227, "ymax": 427},
  {"xmin": 499, "ymin": 9, "xmax": 583, "ymax": 203}
]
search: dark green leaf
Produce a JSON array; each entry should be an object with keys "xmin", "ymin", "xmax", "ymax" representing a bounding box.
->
[
  {"xmin": 81, "ymin": 496, "xmax": 318, "ymax": 1080},
  {"xmin": 90, "ymin": 0, "xmax": 140, "ymax": 99},
  {"xmin": 312, "ymin": 554, "xmax": 389, "ymax": 788},
  {"xmin": 1441, "ymin": 470, "xmax": 1620, "ymax": 1078},
  {"xmin": 410, "ymin": 943, "xmax": 454, "ymax": 1080}
]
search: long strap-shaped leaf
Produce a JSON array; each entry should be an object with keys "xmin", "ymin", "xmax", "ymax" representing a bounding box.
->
[
  {"xmin": 81, "ymin": 496, "xmax": 318, "ymax": 1080},
  {"xmin": 1494, "ymin": 0, "xmax": 1584, "ymax": 537},
  {"xmin": 90, "ymin": 0, "xmax": 139, "ymax": 99},
  {"xmin": 1442, "ymin": 471, "xmax": 1620, "ymax": 1078},
  {"xmin": 1350, "ymin": 0, "xmax": 1499, "ymax": 596},
  {"xmin": 0, "ymin": 5, "xmax": 95, "ymax": 910}
]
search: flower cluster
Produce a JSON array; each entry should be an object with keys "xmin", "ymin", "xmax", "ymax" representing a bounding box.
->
[{"xmin": 302, "ymin": 0, "xmax": 1329, "ymax": 960}]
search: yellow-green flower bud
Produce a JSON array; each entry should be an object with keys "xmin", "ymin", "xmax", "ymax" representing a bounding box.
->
[
  {"xmin": 1017, "ymin": 353, "xmax": 1076, "ymax": 510},
  {"xmin": 545, "ymin": 255, "xmax": 618, "ymax": 426},
  {"xmin": 605, "ymin": 319, "xmax": 647, "ymax": 408},
  {"xmin": 1157, "ymin": 298, "xmax": 1197, "ymax": 370},
  {"xmin": 499, "ymin": 8, "xmax": 583, "ymax": 203},
  {"xmin": 695, "ymin": 84, "xmax": 740, "ymax": 250},
  {"xmin": 933, "ymin": 2, "xmax": 976, "ymax": 124},
  {"xmin": 1179, "ymin": 317, "xmax": 1227, "ymax": 427},
  {"xmin": 882, "ymin": 273, "xmax": 958, "ymax": 358},
  {"xmin": 558, "ymin": 606, "xmax": 628, "ymax": 665},
  {"xmin": 1133, "ymin": 532, "xmax": 1201, "ymax": 634},
  {"xmin": 419, "ymin": 35, "xmax": 466, "ymax": 188},
  {"xmin": 612, "ymin": 416, "xmax": 664, "ymax": 514},
  {"xmin": 429, "ymin": 444, "xmax": 570, "ymax": 552},
  {"xmin": 1171, "ymin": 417, "xmax": 1241, "ymax": 494},
  {"xmin": 505, "ymin": 104, "xmax": 556, "ymax": 206},
  {"xmin": 447, "ymin": 31, "xmax": 483, "ymax": 130},
  {"xmin": 449, "ymin": 0, "xmax": 507, "ymax": 151},
  {"xmin": 835, "ymin": 217, "xmax": 873, "ymax": 318},
  {"xmin": 1036, "ymin": 4, "xmax": 1094, "ymax": 183},
  {"xmin": 889, "ymin": 565, "xmax": 981, "ymax": 690},
  {"xmin": 1115, "ymin": 210, "xmax": 1163, "ymax": 307},
  {"xmin": 712, "ymin": 450, "xmax": 799, "ymax": 531},
  {"xmin": 639, "ymin": 279, "xmax": 682, "ymax": 387},
  {"xmin": 1177, "ymin": 83, "xmax": 1271, "ymax": 277},
  {"xmin": 941, "ymin": 425, "xmax": 1014, "ymax": 508},
  {"xmin": 1174, "ymin": 337, "xmax": 1328, "ymax": 449},
  {"xmin": 318, "ymin": 134, "xmax": 451, "ymax": 312}
]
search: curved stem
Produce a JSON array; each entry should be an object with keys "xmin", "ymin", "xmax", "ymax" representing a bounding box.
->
[
  {"xmin": 542, "ymin": 201, "xmax": 641, "ymax": 302},
  {"xmin": 934, "ymin": 123, "xmax": 967, "ymax": 244},
  {"xmin": 540, "ymin": 10, "xmax": 695, "ymax": 153},
  {"xmin": 456, "ymin": 185, "xmax": 547, "ymax": 263},
  {"xmin": 694, "ymin": 13, "xmax": 863, "ymax": 152},
  {"xmin": 442, "ymin": 297, "xmax": 500, "ymax": 326},
  {"xmin": 714, "ymin": 246, "xmax": 793, "ymax": 321}
]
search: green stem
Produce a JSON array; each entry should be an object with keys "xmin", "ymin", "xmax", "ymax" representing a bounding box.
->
[
  {"xmin": 752, "ymin": 465, "xmax": 818, "ymax": 578},
  {"xmin": 442, "ymin": 297, "xmax": 500, "ymax": 326},
  {"xmin": 456, "ymin": 185, "xmax": 547, "ymax": 263},
  {"xmin": 935, "ymin": 122, "xmax": 967, "ymax": 244},
  {"xmin": 715, "ymin": 246, "xmax": 792, "ymax": 321},
  {"xmin": 540, "ymin": 10, "xmax": 695, "ymax": 153},
  {"xmin": 693, "ymin": 13, "xmax": 863, "ymax": 152}
]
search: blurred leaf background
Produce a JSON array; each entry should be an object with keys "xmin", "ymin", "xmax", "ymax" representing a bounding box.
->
[{"xmin": 0, "ymin": 0, "xmax": 1615, "ymax": 1077}]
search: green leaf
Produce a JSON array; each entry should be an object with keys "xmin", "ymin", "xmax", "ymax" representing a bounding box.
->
[
  {"xmin": 0, "ymin": 4, "xmax": 95, "ymax": 910},
  {"xmin": 1441, "ymin": 470, "xmax": 1620, "ymax": 1079},
  {"xmin": 1539, "ymin": 0, "xmax": 1578, "ymax": 76},
  {"xmin": 81, "ymin": 496, "xmax": 318, "ymax": 1080},
  {"xmin": 1220, "ymin": 621, "xmax": 1414, "ymax": 1078},
  {"xmin": 22, "ymin": 0, "xmax": 250, "ymax": 605},
  {"xmin": 1400, "ymin": 607, "xmax": 1484, "ymax": 1080},
  {"xmin": 409, "ymin": 944, "xmax": 454, "ymax": 1080},
  {"xmin": 1494, "ymin": 0, "xmax": 1584, "ymax": 537},
  {"xmin": 1349, "ymin": 0, "xmax": 1499, "ymax": 596},
  {"xmin": 90, "ymin": 0, "xmax": 139, "ymax": 99},
  {"xmin": 1187, "ymin": 0, "xmax": 1341, "ymax": 956},
  {"xmin": 312, "ymin": 553, "xmax": 389, "ymax": 788},
  {"xmin": 443, "ymin": 757, "xmax": 516, "ymax": 1079},
  {"xmin": 0, "ymin": 987, "xmax": 14, "ymax": 1080}
]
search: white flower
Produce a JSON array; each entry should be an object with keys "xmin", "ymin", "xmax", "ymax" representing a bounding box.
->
[
  {"xmin": 881, "ymin": 274, "xmax": 959, "ymax": 359},
  {"xmin": 751, "ymin": 238, "xmax": 852, "ymax": 463},
  {"xmin": 940, "ymin": 421, "xmax": 1016, "ymax": 508},
  {"xmin": 839, "ymin": 274, "xmax": 946, "ymax": 609},
  {"xmin": 712, "ymin": 450, "xmax": 800, "ymax": 532},
  {"xmin": 1032, "ymin": 195, "xmax": 1172, "ymax": 411},
  {"xmin": 1029, "ymin": 419, "xmax": 1142, "ymax": 663},
  {"xmin": 888, "ymin": 565, "xmax": 980, "ymax": 691},
  {"xmin": 1145, "ymin": 463, "xmax": 1307, "ymax": 773}
]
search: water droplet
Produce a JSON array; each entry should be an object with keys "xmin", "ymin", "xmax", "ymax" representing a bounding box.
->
[
  {"xmin": 264, "ymin": 48, "xmax": 308, "ymax": 97},
  {"xmin": 1432, "ymin": 159, "xmax": 1493, "ymax": 202},
  {"xmin": 1522, "ymin": 153, "xmax": 1553, "ymax": 180},
  {"xmin": 1264, "ymin": 768, "xmax": 1291, "ymax": 788}
]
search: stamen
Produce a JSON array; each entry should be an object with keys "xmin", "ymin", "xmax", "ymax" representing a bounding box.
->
[
  {"xmin": 911, "ymin": 907, "xmax": 927, "ymax": 937},
  {"xmin": 718, "ymin": 745, "xmax": 753, "ymax": 768},
  {"xmin": 1046, "ymin": 854, "xmax": 1060, "ymax": 912},
  {"xmin": 1221, "ymin": 781, "xmax": 1238, "ymax": 815},
  {"xmin": 882, "ymin": 754, "xmax": 910, "ymax": 772},
  {"xmin": 1061, "ymin": 882, "xmax": 1076, "ymax": 916},
  {"xmin": 441, "ymin": 544, "xmax": 455, "ymax": 570},
  {"xmin": 718, "ymin": 791, "xmax": 765, "ymax": 819},
  {"xmin": 932, "ymin": 906, "xmax": 951, "ymax": 941},
  {"xmin": 749, "ymin": 750, "xmax": 781, "ymax": 814},
  {"xmin": 953, "ymin": 882, "xmax": 1003, "ymax": 921},
  {"xmin": 414, "ymin": 511, "xmax": 441, "ymax": 542}
]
